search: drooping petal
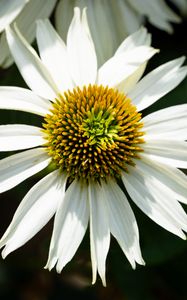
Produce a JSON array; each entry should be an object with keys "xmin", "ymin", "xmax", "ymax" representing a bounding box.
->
[
  {"xmin": 67, "ymin": 7, "xmax": 97, "ymax": 86},
  {"xmin": 36, "ymin": 19, "xmax": 73, "ymax": 93},
  {"xmin": 142, "ymin": 140, "xmax": 187, "ymax": 168},
  {"xmin": 135, "ymin": 155, "xmax": 187, "ymax": 204},
  {"xmin": 0, "ymin": 148, "xmax": 50, "ymax": 193},
  {"xmin": 0, "ymin": 86, "xmax": 52, "ymax": 116},
  {"xmin": 143, "ymin": 104, "xmax": 187, "ymax": 141},
  {"xmin": 45, "ymin": 180, "xmax": 89, "ymax": 274},
  {"xmin": 123, "ymin": 167, "xmax": 187, "ymax": 239},
  {"xmin": 128, "ymin": 0, "xmax": 180, "ymax": 33},
  {"xmin": 101, "ymin": 179, "xmax": 144, "ymax": 269},
  {"xmin": 0, "ymin": 0, "xmax": 27, "ymax": 33},
  {"xmin": 88, "ymin": 181, "xmax": 110, "ymax": 286},
  {"xmin": 129, "ymin": 57, "xmax": 187, "ymax": 111},
  {"xmin": 6, "ymin": 25, "xmax": 59, "ymax": 100},
  {"xmin": 0, "ymin": 124, "xmax": 45, "ymax": 151},
  {"xmin": 98, "ymin": 46, "xmax": 158, "ymax": 88},
  {"xmin": 0, "ymin": 170, "xmax": 65, "ymax": 258}
]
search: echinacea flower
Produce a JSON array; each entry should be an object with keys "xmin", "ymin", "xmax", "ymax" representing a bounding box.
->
[
  {"xmin": 0, "ymin": 8, "xmax": 187, "ymax": 286},
  {"xmin": 55, "ymin": 0, "xmax": 186, "ymax": 65},
  {"xmin": 0, "ymin": 0, "xmax": 57, "ymax": 68}
]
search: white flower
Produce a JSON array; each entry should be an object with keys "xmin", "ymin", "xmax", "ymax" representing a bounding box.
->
[
  {"xmin": 0, "ymin": 8, "xmax": 187, "ymax": 286},
  {"xmin": 0, "ymin": 0, "xmax": 57, "ymax": 68},
  {"xmin": 55, "ymin": 0, "xmax": 186, "ymax": 65}
]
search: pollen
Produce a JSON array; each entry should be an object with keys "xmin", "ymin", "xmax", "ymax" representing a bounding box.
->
[{"xmin": 42, "ymin": 84, "xmax": 144, "ymax": 181}]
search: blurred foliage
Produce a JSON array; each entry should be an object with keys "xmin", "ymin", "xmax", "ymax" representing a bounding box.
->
[{"xmin": 0, "ymin": 6, "xmax": 186, "ymax": 300}]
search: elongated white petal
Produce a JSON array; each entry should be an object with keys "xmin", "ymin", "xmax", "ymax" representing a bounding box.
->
[
  {"xmin": 0, "ymin": 0, "xmax": 57, "ymax": 69},
  {"xmin": 36, "ymin": 19, "xmax": 73, "ymax": 93},
  {"xmin": 0, "ymin": 148, "xmax": 50, "ymax": 193},
  {"xmin": 0, "ymin": 125, "xmax": 44, "ymax": 151},
  {"xmin": 143, "ymin": 104, "xmax": 187, "ymax": 141},
  {"xmin": 113, "ymin": 27, "xmax": 151, "ymax": 93},
  {"xmin": 98, "ymin": 46, "xmax": 158, "ymax": 87},
  {"xmin": 45, "ymin": 180, "xmax": 89, "ymax": 273},
  {"xmin": 0, "ymin": 0, "xmax": 27, "ymax": 33},
  {"xmin": 129, "ymin": 57, "xmax": 187, "ymax": 111},
  {"xmin": 67, "ymin": 7, "xmax": 97, "ymax": 86},
  {"xmin": 0, "ymin": 86, "xmax": 51, "ymax": 116},
  {"xmin": 6, "ymin": 25, "xmax": 59, "ymax": 100},
  {"xmin": 115, "ymin": 27, "xmax": 151, "ymax": 55},
  {"xmin": 0, "ymin": 170, "xmax": 64, "ymax": 258},
  {"xmin": 88, "ymin": 182, "xmax": 110, "ymax": 286},
  {"xmin": 102, "ymin": 180, "xmax": 144, "ymax": 268},
  {"xmin": 136, "ymin": 155, "xmax": 187, "ymax": 204},
  {"xmin": 123, "ymin": 167, "xmax": 187, "ymax": 239},
  {"xmin": 142, "ymin": 140, "xmax": 187, "ymax": 168}
]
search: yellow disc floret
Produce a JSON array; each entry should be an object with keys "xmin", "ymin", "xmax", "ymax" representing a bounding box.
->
[{"xmin": 42, "ymin": 84, "xmax": 144, "ymax": 181}]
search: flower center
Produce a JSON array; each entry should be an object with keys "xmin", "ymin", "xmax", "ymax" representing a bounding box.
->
[{"xmin": 42, "ymin": 84, "xmax": 144, "ymax": 181}]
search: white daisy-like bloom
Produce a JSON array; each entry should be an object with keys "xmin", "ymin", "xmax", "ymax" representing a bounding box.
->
[
  {"xmin": 0, "ymin": 7, "xmax": 187, "ymax": 286},
  {"xmin": 55, "ymin": 0, "xmax": 186, "ymax": 65},
  {"xmin": 0, "ymin": 0, "xmax": 57, "ymax": 68}
]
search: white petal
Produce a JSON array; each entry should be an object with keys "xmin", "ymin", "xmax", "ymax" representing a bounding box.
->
[
  {"xmin": 45, "ymin": 180, "xmax": 89, "ymax": 273},
  {"xmin": 6, "ymin": 25, "xmax": 59, "ymax": 100},
  {"xmin": 123, "ymin": 167, "xmax": 187, "ymax": 239},
  {"xmin": 0, "ymin": 148, "xmax": 50, "ymax": 193},
  {"xmin": 102, "ymin": 179, "xmax": 144, "ymax": 268},
  {"xmin": 36, "ymin": 19, "xmax": 73, "ymax": 93},
  {"xmin": 0, "ymin": 170, "xmax": 64, "ymax": 258},
  {"xmin": 136, "ymin": 155, "xmax": 187, "ymax": 204},
  {"xmin": 0, "ymin": 0, "xmax": 57, "ymax": 69},
  {"xmin": 67, "ymin": 7, "xmax": 97, "ymax": 86},
  {"xmin": 98, "ymin": 46, "xmax": 158, "ymax": 88},
  {"xmin": 113, "ymin": 27, "xmax": 151, "ymax": 93},
  {"xmin": 115, "ymin": 27, "xmax": 151, "ymax": 55},
  {"xmin": 0, "ymin": 0, "xmax": 27, "ymax": 33},
  {"xmin": 143, "ymin": 104, "xmax": 187, "ymax": 141},
  {"xmin": 0, "ymin": 125, "xmax": 45, "ymax": 151},
  {"xmin": 129, "ymin": 0, "xmax": 180, "ymax": 32},
  {"xmin": 88, "ymin": 181, "xmax": 110, "ymax": 286},
  {"xmin": 129, "ymin": 57, "xmax": 187, "ymax": 111},
  {"xmin": 0, "ymin": 86, "xmax": 51, "ymax": 116},
  {"xmin": 142, "ymin": 140, "xmax": 187, "ymax": 168}
]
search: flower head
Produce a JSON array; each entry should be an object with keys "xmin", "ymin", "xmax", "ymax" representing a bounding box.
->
[{"xmin": 0, "ymin": 8, "xmax": 187, "ymax": 286}]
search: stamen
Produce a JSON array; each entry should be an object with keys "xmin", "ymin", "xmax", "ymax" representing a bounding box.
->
[{"xmin": 42, "ymin": 84, "xmax": 144, "ymax": 181}]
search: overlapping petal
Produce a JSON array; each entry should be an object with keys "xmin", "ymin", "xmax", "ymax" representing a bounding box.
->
[
  {"xmin": 6, "ymin": 25, "xmax": 59, "ymax": 99},
  {"xmin": 36, "ymin": 19, "xmax": 73, "ymax": 93},
  {"xmin": 123, "ymin": 167, "xmax": 187, "ymax": 239},
  {"xmin": 0, "ymin": 86, "xmax": 52, "ymax": 116},
  {"xmin": 0, "ymin": 170, "xmax": 64, "ymax": 258},
  {"xmin": 45, "ymin": 180, "xmax": 89, "ymax": 273},
  {"xmin": 0, "ymin": 0, "xmax": 57, "ymax": 68},
  {"xmin": 89, "ymin": 182, "xmax": 110, "ymax": 286},
  {"xmin": 102, "ymin": 180, "xmax": 144, "ymax": 268},
  {"xmin": 129, "ymin": 57, "xmax": 187, "ymax": 111},
  {"xmin": 0, "ymin": 124, "xmax": 45, "ymax": 151},
  {"xmin": 67, "ymin": 7, "xmax": 97, "ymax": 87},
  {"xmin": 0, "ymin": 148, "xmax": 50, "ymax": 193}
]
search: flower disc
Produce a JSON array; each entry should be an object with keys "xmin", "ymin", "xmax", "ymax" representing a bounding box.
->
[{"xmin": 43, "ymin": 84, "xmax": 145, "ymax": 181}]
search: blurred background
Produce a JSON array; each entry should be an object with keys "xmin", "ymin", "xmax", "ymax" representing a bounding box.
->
[{"xmin": 0, "ymin": 2, "xmax": 187, "ymax": 299}]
